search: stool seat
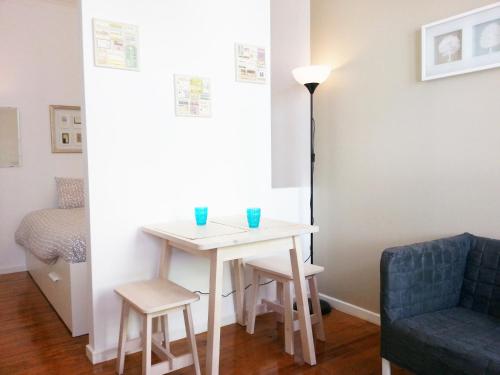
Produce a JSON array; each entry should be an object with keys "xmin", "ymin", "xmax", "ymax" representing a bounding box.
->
[
  {"xmin": 246, "ymin": 256, "xmax": 324, "ymax": 280},
  {"xmin": 115, "ymin": 278, "xmax": 199, "ymax": 314}
]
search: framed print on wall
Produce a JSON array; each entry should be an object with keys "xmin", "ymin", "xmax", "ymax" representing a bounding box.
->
[
  {"xmin": 174, "ymin": 75, "xmax": 212, "ymax": 117},
  {"xmin": 235, "ymin": 43, "xmax": 266, "ymax": 83},
  {"xmin": 422, "ymin": 2, "xmax": 500, "ymax": 81},
  {"xmin": 49, "ymin": 105, "xmax": 82, "ymax": 153},
  {"xmin": 93, "ymin": 19, "xmax": 139, "ymax": 71}
]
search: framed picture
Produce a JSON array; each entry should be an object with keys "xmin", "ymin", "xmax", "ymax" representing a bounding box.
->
[
  {"xmin": 49, "ymin": 105, "xmax": 83, "ymax": 153},
  {"xmin": 422, "ymin": 2, "xmax": 500, "ymax": 80},
  {"xmin": 174, "ymin": 75, "xmax": 211, "ymax": 117},
  {"xmin": 235, "ymin": 43, "xmax": 266, "ymax": 84},
  {"xmin": 93, "ymin": 19, "xmax": 139, "ymax": 71}
]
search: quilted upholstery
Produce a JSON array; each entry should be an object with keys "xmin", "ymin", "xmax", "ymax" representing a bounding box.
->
[
  {"xmin": 380, "ymin": 233, "xmax": 500, "ymax": 375},
  {"xmin": 55, "ymin": 177, "xmax": 85, "ymax": 209},
  {"xmin": 380, "ymin": 233, "xmax": 472, "ymax": 323},
  {"xmin": 383, "ymin": 307, "xmax": 500, "ymax": 375},
  {"xmin": 460, "ymin": 235, "xmax": 500, "ymax": 319}
]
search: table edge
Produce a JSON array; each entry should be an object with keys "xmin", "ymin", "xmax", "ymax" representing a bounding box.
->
[{"xmin": 142, "ymin": 224, "xmax": 319, "ymax": 251}]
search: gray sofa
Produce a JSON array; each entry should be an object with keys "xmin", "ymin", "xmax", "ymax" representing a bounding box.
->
[{"xmin": 380, "ymin": 233, "xmax": 500, "ymax": 375}]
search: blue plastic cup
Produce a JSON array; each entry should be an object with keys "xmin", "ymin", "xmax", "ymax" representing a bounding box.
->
[
  {"xmin": 194, "ymin": 207, "xmax": 208, "ymax": 226},
  {"xmin": 246, "ymin": 208, "xmax": 261, "ymax": 229}
]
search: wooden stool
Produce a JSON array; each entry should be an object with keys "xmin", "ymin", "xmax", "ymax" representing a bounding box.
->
[
  {"xmin": 114, "ymin": 278, "xmax": 201, "ymax": 375},
  {"xmin": 245, "ymin": 256, "xmax": 326, "ymax": 355}
]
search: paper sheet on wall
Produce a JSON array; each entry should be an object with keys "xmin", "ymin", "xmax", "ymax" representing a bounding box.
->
[
  {"xmin": 174, "ymin": 75, "xmax": 211, "ymax": 117},
  {"xmin": 235, "ymin": 44, "xmax": 266, "ymax": 83},
  {"xmin": 93, "ymin": 19, "xmax": 139, "ymax": 71}
]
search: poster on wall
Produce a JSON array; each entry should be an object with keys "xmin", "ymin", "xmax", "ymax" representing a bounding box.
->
[
  {"xmin": 174, "ymin": 75, "xmax": 212, "ymax": 117},
  {"xmin": 49, "ymin": 105, "xmax": 82, "ymax": 153},
  {"xmin": 235, "ymin": 43, "xmax": 266, "ymax": 83},
  {"xmin": 422, "ymin": 2, "xmax": 500, "ymax": 80},
  {"xmin": 93, "ymin": 19, "xmax": 139, "ymax": 71}
]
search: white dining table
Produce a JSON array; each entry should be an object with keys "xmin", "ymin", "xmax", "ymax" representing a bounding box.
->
[{"xmin": 143, "ymin": 216, "xmax": 319, "ymax": 375}]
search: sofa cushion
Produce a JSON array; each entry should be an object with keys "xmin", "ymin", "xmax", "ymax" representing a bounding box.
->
[
  {"xmin": 460, "ymin": 235, "xmax": 500, "ymax": 319},
  {"xmin": 381, "ymin": 233, "xmax": 472, "ymax": 323},
  {"xmin": 383, "ymin": 307, "xmax": 500, "ymax": 375}
]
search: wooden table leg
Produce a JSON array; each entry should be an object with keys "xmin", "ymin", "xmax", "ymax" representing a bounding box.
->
[
  {"xmin": 116, "ymin": 302, "xmax": 129, "ymax": 375},
  {"xmin": 232, "ymin": 259, "xmax": 246, "ymax": 326},
  {"xmin": 289, "ymin": 236, "xmax": 317, "ymax": 365},
  {"xmin": 159, "ymin": 240, "xmax": 173, "ymax": 279},
  {"xmin": 206, "ymin": 249, "xmax": 223, "ymax": 375},
  {"xmin": 276, "ymin": 281, "xmax": 284, "ymax": 305},
  {"xmin": 143, "ymin": 314, "xmax": 153, "ymax": 375},
  {"xmin": 283, "ymin": 281, "xmax": 294, "ymax": 356}
]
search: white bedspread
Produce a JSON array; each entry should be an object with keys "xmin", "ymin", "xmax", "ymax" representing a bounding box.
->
[{"xmin": 15, "ymin": 208, "xmax": 86, "ymax": 264}]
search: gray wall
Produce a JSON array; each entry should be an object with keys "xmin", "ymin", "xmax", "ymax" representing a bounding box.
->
[{"xmin": 312, "ymin": 0, "xmax": 500, "ymax": 312}]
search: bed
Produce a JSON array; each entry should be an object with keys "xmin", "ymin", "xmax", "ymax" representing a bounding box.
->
[{"xmin": 15, "ymin": 205, "xmax": 89, "ymax": 337}]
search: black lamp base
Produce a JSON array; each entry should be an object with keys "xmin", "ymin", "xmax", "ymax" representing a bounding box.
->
[{"xmin": 293, "ymin": 298, "xmax": 332, "ymax": 315}]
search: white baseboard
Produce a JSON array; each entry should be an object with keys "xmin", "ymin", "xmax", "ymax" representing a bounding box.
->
[
  {"xmin": 0, "ymin": 265, "xmax": 27, "ymax": 275},
  {"xmin": 86, "ymin": 344, "xmax": 122, "ymax": 365},
  {"xmin": 86, "ymin": 313, "xmax": 238, "ymax": 364},
  {"xmin": 319, "ymin": 293, "xmax": 380, "ymax": 326}
]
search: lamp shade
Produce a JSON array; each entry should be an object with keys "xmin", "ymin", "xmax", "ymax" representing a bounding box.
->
[{"xmin": 292, "ymin": 65, "xmax": 331, "ymax": 85}]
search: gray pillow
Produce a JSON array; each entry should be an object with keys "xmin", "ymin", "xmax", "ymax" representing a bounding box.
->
[{"xmin": 55, "ymin": 177, "xmax": 84, "ymax": 209}]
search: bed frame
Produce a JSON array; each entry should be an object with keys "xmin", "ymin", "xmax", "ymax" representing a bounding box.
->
[{"xmin": 26, "ymin": 250, "xmax": 89, "ymax": 336}]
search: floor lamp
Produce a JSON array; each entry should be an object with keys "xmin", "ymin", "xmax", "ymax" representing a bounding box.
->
[{"xmin": 292, "ymin": 65, "xmax": 331, "ymax": 265}]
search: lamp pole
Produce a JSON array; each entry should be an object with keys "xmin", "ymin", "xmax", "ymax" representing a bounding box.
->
[
  {"xmin": 292, "ymin": 65, "xmax": 331, "ymax": 315},
  {"xmin": 292, "ymin": 65, "xmax": 330, "ymax": 266},
  {"xmin": 304, "ymin": 82, "xmax": 319, "ymax": 264}
]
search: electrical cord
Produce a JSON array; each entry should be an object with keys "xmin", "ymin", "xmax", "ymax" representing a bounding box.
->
[
  {"xmin": 309, "ymin": 115, "xmax": 316, "ymax": 263},
  {"xmin": 193, "ymin": 252, "xmax": 312, "ymax": 298},
  {"xmin": 311, "ymin": 117, "xmax": 316, "ymax": 185},
  {"xmin": 192, "ymin": 278, "xmax": 275, "ymax": 298}
]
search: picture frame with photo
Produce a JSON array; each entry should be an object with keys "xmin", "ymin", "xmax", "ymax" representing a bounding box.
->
[
  {"xmin": 422, "ymin": 2, "xmax": 500, "ymax": 80},
  {"xmin": 49, "ymin": 105, "xmax": 83, "ymax": 153}
]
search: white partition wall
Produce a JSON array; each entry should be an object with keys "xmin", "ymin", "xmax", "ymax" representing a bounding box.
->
[
  {"xmin": 80, "ymin": 0, "xmax": 309, "ymax": 362},
  {"xmin": 271, "ymin": 0, "xmax": 311, "ymax": 188}
]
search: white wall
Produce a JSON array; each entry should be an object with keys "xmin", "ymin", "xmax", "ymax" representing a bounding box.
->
[
  {"xmin": 0, "ymin": 0, "xmax": 83, "ymax": 274},
  {"xmin": 271, "ymin": 0, "xmax": 311, "ymax": 188},
  {"xmin": 312, "ymin": 0, "xmax": 500, "ymax": 313},
  {"xmin": 80, "ymin": 0, "xmax": 309, "ymax": 360}
]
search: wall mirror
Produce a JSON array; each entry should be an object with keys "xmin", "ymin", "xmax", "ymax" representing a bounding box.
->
[{"xmin": 0, "ymin": 107, "xmax": 21, "ymax": 167}]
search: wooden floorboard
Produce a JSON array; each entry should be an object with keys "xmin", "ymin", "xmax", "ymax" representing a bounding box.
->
[{"xmin": 0, "ymin": 272, "xmax": 411, "ymax": 374}]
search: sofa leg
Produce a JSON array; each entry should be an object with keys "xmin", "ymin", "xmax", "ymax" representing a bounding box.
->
[{"xmin": 382, "ymin": 358, "xmax": 391, "ymax": 375}]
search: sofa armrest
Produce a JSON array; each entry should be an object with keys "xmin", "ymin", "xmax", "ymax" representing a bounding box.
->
[{"xmin": 380, "ymin": 233, "xmax": 472, "ymax": 323}]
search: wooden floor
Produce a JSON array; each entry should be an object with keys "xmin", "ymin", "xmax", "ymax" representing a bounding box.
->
[{"xmin": 0, "ymin": 272, "xmax": 411, "ymax": 375}]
